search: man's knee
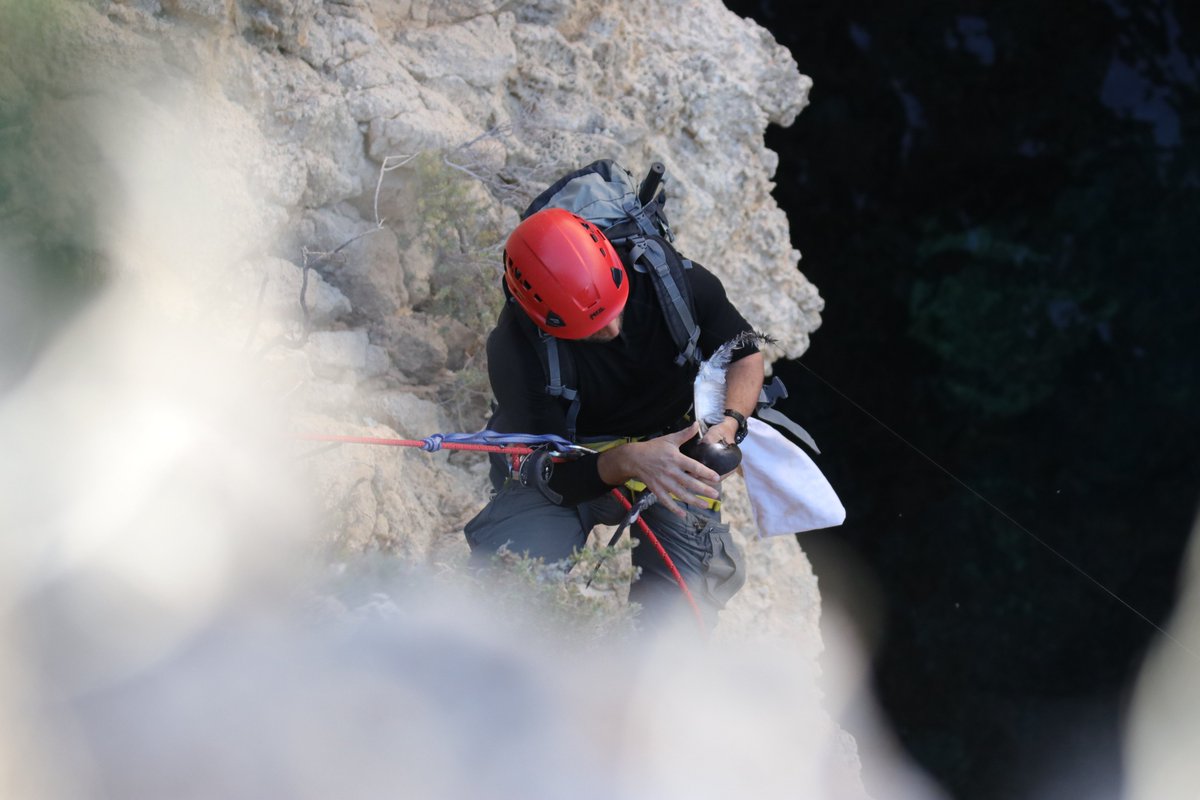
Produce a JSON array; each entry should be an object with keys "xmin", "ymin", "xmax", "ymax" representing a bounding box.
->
[
  {"xmin": 629, "ymin": 507, "xmax": 747, "ymax": 621},
  {"xmin": 464, "ymin": 484, "xmax": 588, "ymax": 565}
]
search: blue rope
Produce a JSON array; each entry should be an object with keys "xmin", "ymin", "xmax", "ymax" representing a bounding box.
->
[{"xmin": 417, "ymin": 430, "xmax": 576, "ymax": 453}]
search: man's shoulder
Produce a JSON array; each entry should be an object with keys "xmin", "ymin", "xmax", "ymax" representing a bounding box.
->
[
  {"xmin": 680, "ymin": 259, "xmax": 723, "ymax": 294},
  {"xmin": 488, "ymin": 302, "xmax": 524, "ymax": 343},
  {"xmin": 487, "ymin": 303, "xmax": 543, "ymax": 367}
]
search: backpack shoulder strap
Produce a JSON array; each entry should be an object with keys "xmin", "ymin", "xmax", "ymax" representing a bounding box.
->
[
  {"xmin": 501, "ymin": 283, "xmax": 582, "ymax": 440},
  {"xmin": 538, "ymin": 329, "xmax": 582, "ymax": 440},
  {"xmin": 619, "ymin": 233, "xmax": 701, "ymax": 366}
]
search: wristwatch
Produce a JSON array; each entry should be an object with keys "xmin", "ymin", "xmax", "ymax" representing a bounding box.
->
[{"xmin": 723, "ymin": 408, "xmax": 748, "ymax": 444}]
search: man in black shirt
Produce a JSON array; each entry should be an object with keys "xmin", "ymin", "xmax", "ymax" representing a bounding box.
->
[{"xmin": 465, "ymin": 207, "xmax": 764, "ymax": 628}]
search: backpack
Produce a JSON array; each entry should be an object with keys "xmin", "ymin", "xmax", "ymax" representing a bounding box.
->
[{"xmin": 506, "ymin": 159, "xmax": 703, "ymax": 441}]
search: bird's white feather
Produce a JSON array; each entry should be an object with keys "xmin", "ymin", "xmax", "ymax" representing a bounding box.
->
[{"xmin": 693, "ymin": 331, "xmax": 768, "ymax": 433}]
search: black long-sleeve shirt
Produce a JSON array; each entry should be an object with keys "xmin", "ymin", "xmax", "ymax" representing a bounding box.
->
[{"xmin": 485, "ymin": 261, "xmax": 758, "ymax": 504}]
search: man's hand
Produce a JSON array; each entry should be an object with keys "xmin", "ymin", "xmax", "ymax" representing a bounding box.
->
[
  {"xmin": 701, "ymin": 416, "xmax": 740, "ymax": 447},
  {"xmin": 597, "ymin": 422, "xmax": 720, "ymax": 517}
]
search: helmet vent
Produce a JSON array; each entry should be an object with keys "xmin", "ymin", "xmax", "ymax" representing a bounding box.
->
[
  {"xmin": 611, "ymin": 267, "xmax": 623, "ymax": 287},
  {"xmin": 533, "ymin": 293, "xmax": 543, "ymax": 302},
  {"xmin": 522, "ymin": 280, "xmax": 532, "ymax": 290}
]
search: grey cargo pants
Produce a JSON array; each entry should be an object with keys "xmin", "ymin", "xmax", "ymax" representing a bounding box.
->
[{"xmin": 464, "ymin": 480, "xmax": 747, "ymax": 629}]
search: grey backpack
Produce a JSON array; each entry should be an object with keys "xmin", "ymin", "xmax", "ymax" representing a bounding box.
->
[{"xmin": 508, "ymin": 159, "xmax": 701, "ymax": 440}]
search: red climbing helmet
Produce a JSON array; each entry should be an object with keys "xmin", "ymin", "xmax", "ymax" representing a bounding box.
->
[{"xmin": 503, "ymin": 208, "xmax": 629, "ymax": 339}]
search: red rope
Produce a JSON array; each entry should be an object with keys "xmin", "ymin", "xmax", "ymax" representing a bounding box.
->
[
  {"xmin": 295, "ymin": 431, "xmax": 705, "ymax": 633},
  {"xmin": 294, "ymin": 433, "xmax": 537, "ymax": 454},
  {"xmin": 610, "ymin": 489, "xmax": 706, "ymax": 633}
]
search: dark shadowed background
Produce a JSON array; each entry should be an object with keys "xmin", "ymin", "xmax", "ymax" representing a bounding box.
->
[{"xmin": 723, "ymin": 1, "xmax": 1200, "ymax": 797}]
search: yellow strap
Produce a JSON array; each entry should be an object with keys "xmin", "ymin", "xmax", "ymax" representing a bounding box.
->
[{"xmin": 623, "ymin": 478, "xmax": 721, "ymax": 512}]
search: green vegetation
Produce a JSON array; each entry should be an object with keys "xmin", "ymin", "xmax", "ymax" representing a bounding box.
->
[
  {"xmin": 436, "ymin": 356, "xmax": 494, "ymax": 432},
  {"xmin": 318, "ymin": 541, "xmax": 642, "ymax": 647},
  {"xmin": 907, "ymin": 226, "xmax": 1114, "ymax": 418},
  {"xmin": 403, "ymin": 152, "xmax": 507, "ymax": 335}
]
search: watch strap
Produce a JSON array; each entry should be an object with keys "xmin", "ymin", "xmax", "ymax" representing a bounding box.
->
[{"xmin": 723, "ymin": 408, "xmax": 748, "ymax": 444}]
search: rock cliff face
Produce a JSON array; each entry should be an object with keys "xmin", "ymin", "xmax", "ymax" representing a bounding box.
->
[
  {"xmin": 5, "ymin": 0, "xmax": 825, "ymax": 638},
  {"xmin": 2, "ymin": 1, "xmax": 878, "ymax": 796}
]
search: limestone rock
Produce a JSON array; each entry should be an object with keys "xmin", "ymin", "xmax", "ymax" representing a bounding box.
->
[
  {"xmin": 161, "ymin": 0, "xmax": 233, "ymax": 25},
  {"xmin": 364, "ymin": 344, "xmax": 392, "ymax": 379},
  {"xmin": 369, "ymin": 391, "xmax": 447, "ymax": 439},
  {"xmin": 289, "ymin": 380, "xmax": 361, "ymax": 418},
  {"xmin": 302, "ymin": 206, "xmax": 409, "ymax": 324},
  {"xmin": 305, "ymin": 329, "xmax": 369, "ymax": 380},
  {"xmin": 399, "ymin": 238, "xmax": 436, "ymax": 309},
  {"xmin": 248, "ymin": 256, "xmax": 352, "ymax": 330},
  {"xmin": 380, "ymin": 314, "xmax": 449, "ymax": 384},
  {"xmin": 404, "ymin": 15, "xmax": 509, "ymax": 83},
  {"xmin": 50, "ymin": 0, "xmax": 832, "ymax": 629},
  {"xmin": 7, "ymin": 0, "xmax": 861, "ymax": 784},
  {"xmin": 300, "ymin": 418, "xmax": 477, "ymax": 561},
  {"xmin": 238, "ymin": 0, "xmax": 321, "ymax": 54},
  {"xmin": 51, "ymin": 0, "xmax": 832, "ymax": 676},
  {"xmin": 436, "ymin": 315, "xmax": 482, "ymax": 372}
]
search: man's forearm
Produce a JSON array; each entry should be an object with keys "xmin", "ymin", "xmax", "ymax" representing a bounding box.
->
[
  {"xmin": 703, "ymin": 351, "xmax": 764, "ymax": 443},
  {"xmin": 723, "ymin": 352, "xmax": 765, "ymax": 418}
]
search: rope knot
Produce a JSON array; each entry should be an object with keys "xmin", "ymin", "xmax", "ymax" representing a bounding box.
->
[{"xmin": 421, "ymin": 434, "xmax": 445, "ymax": 452}]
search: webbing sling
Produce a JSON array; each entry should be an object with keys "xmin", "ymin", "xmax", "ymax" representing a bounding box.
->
[{"xmin": 756, "ymin": 375, "xmax": 822, "ymax": 454}]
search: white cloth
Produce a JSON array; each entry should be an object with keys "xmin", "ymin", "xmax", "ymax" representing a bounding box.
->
[{"xmin": 739, "ymin": 417, "xmax": 845, "ymax": 538}]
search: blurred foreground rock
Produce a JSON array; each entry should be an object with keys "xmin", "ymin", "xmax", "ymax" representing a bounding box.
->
[{"xmin": 4, "ymin": 0, "xmax": 832, "ymax": 682}]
